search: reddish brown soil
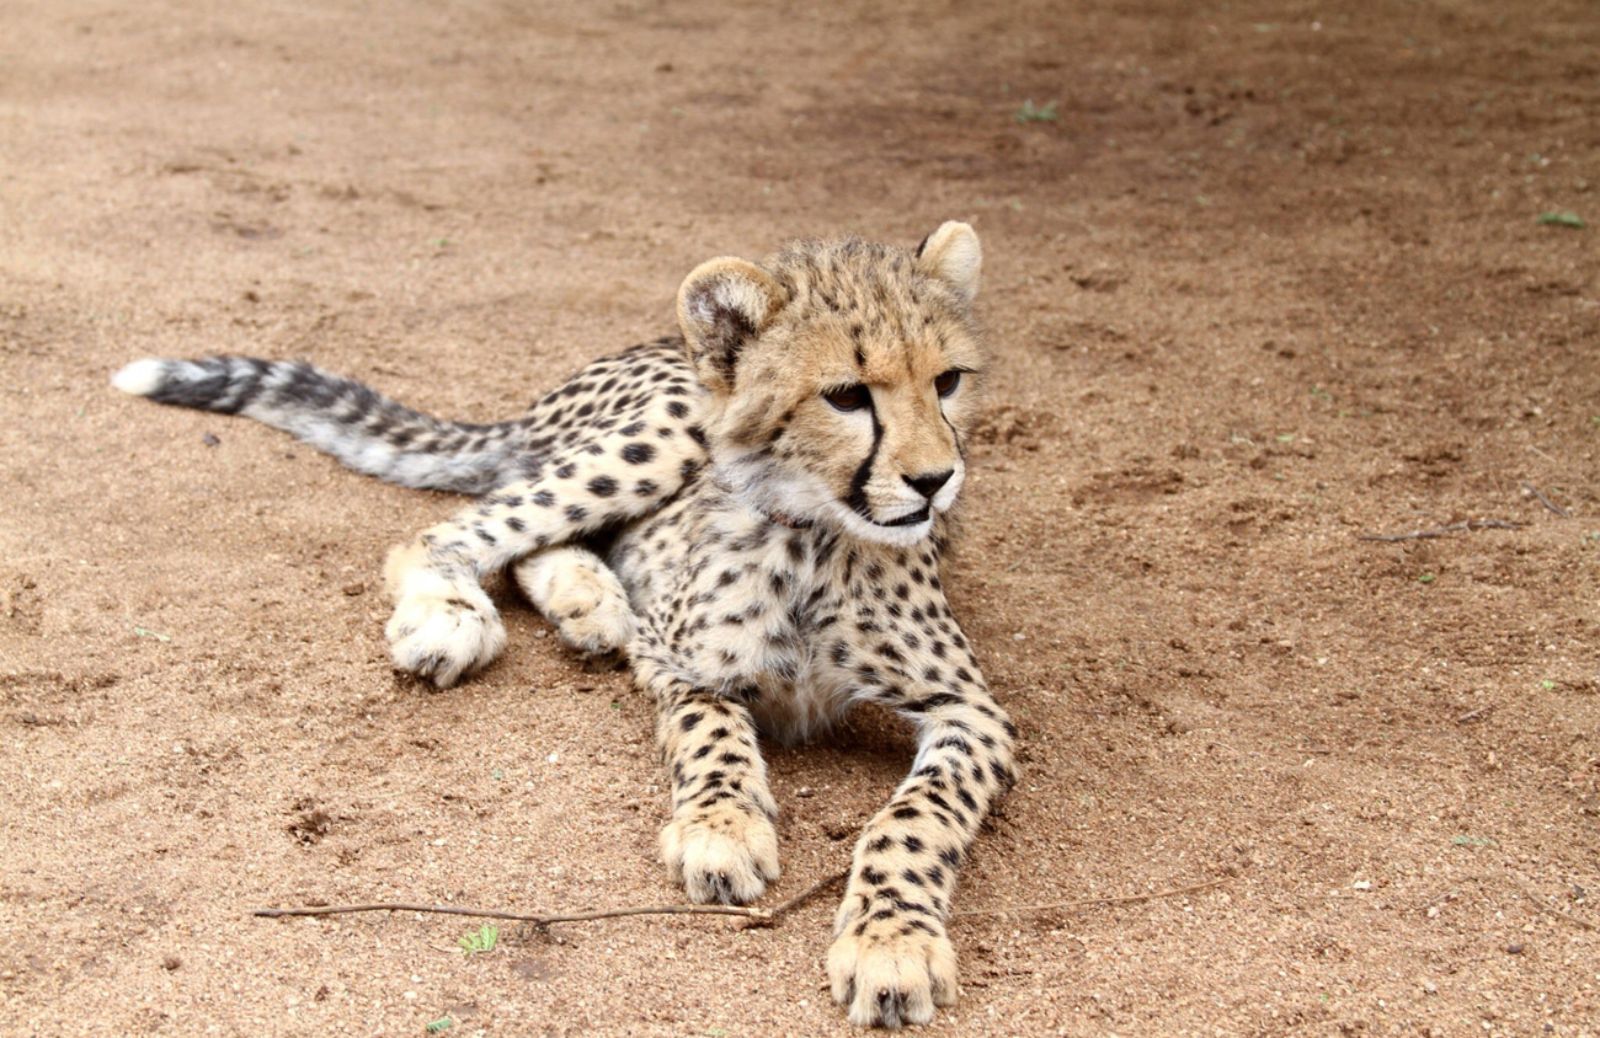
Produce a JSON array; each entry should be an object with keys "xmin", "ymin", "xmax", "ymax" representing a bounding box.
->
[{"xmin": 3, "ymin": 1, "xmax": 1598, "ymax": 1034}]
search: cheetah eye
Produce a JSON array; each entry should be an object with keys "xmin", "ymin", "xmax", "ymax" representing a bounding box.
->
[
  {"xmin": 934, "ymin": 370, "xmax": 962, "ymax": 398},
  {"xmin": 823, "ymin": 384, "xmax": 871, "ymax": 413}
]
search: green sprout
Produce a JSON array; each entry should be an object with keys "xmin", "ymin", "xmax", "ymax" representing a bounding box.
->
[
  {"xmin": 1014, "ymin": 99, "xmax": 1058, "ymax": 123},
  {"xmin": 457, "ymin": 923, "xmax": 499, "ymax": 956}
]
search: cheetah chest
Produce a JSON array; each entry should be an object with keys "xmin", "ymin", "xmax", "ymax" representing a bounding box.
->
[{"xmin": 611, "ymin": 495, "xmax": 856, "ymax": 743}]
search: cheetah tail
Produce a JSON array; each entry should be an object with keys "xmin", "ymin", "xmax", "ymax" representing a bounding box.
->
[{"xmin": 111, "ymin": 355, "xmax": 524, "ymax": 494}]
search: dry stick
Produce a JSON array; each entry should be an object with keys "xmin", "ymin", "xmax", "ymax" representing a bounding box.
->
[
  {"xmin": 253, "ymin": 873, "xmax": 1231, "ymax": 930},
  {"xmin": 1511, "ymin": 880, "xmax": 1596, "ymax": 933},
  {"xmin": 954, "ymin": 877, "xmax": 1231, "ymax": 918},
  {"xmin": 253, "ymin": 871, "xmax": 848, "ymax": 928},
  {"xmin": 1522, "ymin": 483, "xmax": 1570, "ymax": 518},
  {"xmin": 1357, "ymin": 518, "xmax": 1525, "ymax": 543}
]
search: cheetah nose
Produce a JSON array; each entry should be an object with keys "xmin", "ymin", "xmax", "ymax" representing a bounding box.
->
[{"xmin": 904, "ymin": 469, "xmax": 954, "ymax": 500}]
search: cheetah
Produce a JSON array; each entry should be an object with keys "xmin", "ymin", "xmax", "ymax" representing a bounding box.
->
[{"xmin": 113, "ymin": 222, "xmax": 1016, "ymax": 1028}]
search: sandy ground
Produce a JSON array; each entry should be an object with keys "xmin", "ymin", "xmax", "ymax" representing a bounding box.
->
[{"xmin": 3, "ymin": 0, "xmax": 1598, "ymax": 1034}]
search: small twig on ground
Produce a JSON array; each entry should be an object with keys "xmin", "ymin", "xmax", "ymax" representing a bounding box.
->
[
  {"xmin": 954, "ymin": 877, "xmax": 1231, "ymax": 919},
  {"xmin": 1522, "ymin": 483, "xmax": 1570, "ymax": 518},
  {"xmin": 1511, "ymin": 880, "xmax": 1596, "ymax": 933},
  {"xmin": 254, "ymin": 873, "xmax": 1231, "ymax": 932},
  {"xmin": 253, "ymin": 872, "xmax": 847, "ymax": 929},
  {"xmin": 1455, "ymin": 705, "xmax": 1494, "ymax": 724},
  {"xmin": 1358, "ymin": 518, "xmax": 1525, "ymax": 542}
]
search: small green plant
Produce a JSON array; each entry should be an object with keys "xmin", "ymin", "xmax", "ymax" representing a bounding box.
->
[
  {"xmin": 426, "ymin": 1018, "xmax": 454, "ymax": 1034},
  {"xmin": 1417, "ymin": 573, "xmax": 1436, "ymax": 584},
  {"xmin": 1014, "ymin": 99, "xmax": 1058, "ymax": 123},
  {"xmin": 1540, "ymin": 679, "xmax": 1557, "ymax": 691},
  {"xmin": 1536, "ymin": 211, "xmax": 1584, "ymax": 229},
  {"xmin": 458, "ymin": 923, "xmax": 499, "ymax": 956},
  {"xmin": 1451, "ymin": 835, "xmax": 1496, "ymax": 848},
  {"xmin": 133, "ymin": 626, "xmax": 172, "ymax": 642}
]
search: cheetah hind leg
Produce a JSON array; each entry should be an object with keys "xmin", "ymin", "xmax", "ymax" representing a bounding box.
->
[{"xmin": 512, "ymin": 546, "xmax": 636, "ymax": 657}]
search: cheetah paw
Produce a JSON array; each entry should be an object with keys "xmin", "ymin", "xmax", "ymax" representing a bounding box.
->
[
  {"xmin": 827, "ymin": 915, "xmax": 958, "ymax": 1028},
  {"xmin": 660, "ymin": 804, "xmax": 779, "ymax": 905},
  {"xmin": 547, "ymin": 578, "xmax": 635, "ymax": 656},
  {"xmin": 385, "ymin": 588, "xmax": 506, "ymax": 688},
  {"xmin": 512, "ymin": 551, "xmax": 636, "ymax": 656}
]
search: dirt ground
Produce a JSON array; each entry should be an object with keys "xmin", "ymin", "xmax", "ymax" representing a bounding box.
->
[{"xmin": 3, "ymin": 0, "xmax": 1598, "ymax": 1034}]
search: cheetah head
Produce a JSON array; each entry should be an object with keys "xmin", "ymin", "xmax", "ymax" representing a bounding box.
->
[{"xmin": 676, "ymin": 222, "xmax": 983, "ymax": 547}]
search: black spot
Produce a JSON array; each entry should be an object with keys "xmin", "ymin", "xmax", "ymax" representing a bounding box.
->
[
  {"xmin": 635, "ymin": 479, "xmax": 659, "ymax": 496},
  {"xmin": 564, "ymin": 504, "xmax": 588, "ymax": 522},
  {"xmin": 621, "ymin": 442, "xmax": 656, "ymax": 465},
  {"xmin": 666, "ymin": 400, "xmax": 690, "ymax": 419},
  {"xmin": 587, "ymin": 475, "xmax": 619, "ymax": 497},
  {"xmin": 555, "ymin": 463, "xmax": 577, "ymax": 479},
  {"xmin": 679, "ymin": 711, "xmax": 704, "ymax": 733},
  {"xmin": 504, "ymin": 516, "xmax": 525, "ymax": 533}
]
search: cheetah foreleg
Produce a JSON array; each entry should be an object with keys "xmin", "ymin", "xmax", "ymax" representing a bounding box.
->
[
  {"xmin": 644, "ymin": 669, "xmax": 780, "ymax": 905},
  {"xmin": 827, "ymin": 681, "xmax": 1016, "ymax": 1027}
]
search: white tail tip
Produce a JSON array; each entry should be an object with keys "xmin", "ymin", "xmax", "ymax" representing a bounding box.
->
[{"xmin": 111, "ymin": 359, "xmax": 167, "ymax": 396}]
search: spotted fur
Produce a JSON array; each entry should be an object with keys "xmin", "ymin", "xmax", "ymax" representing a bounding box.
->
[{"xmin": 114, "ymin": 222, "xmax": 1015, "ymax": 1028}]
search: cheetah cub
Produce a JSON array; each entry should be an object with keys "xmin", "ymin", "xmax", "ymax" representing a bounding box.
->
[{"xmin": 114, "ymin": 222, "xmax": 1016, "ymax": 1028}]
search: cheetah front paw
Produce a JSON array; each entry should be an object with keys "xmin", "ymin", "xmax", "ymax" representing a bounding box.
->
[
  {"xmin": 385, "ymin": 587, "xmax": 506, "ymax": 688},
  {"xmin": 827, "ymin": 911, "xmax": 958, "ymax": 1028},
  {"xmin": 660, "ymin": 803, "xmax": 779, "ymax": 905}
]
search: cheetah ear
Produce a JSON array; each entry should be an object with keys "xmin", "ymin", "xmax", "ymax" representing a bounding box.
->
[
  {"xmin": 915, "ymin": 221, "xmax": 982, "ymax": 304},
  {"xmin": 676, "ymin": 257, "xmax": 787, "ymax": 394}
]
